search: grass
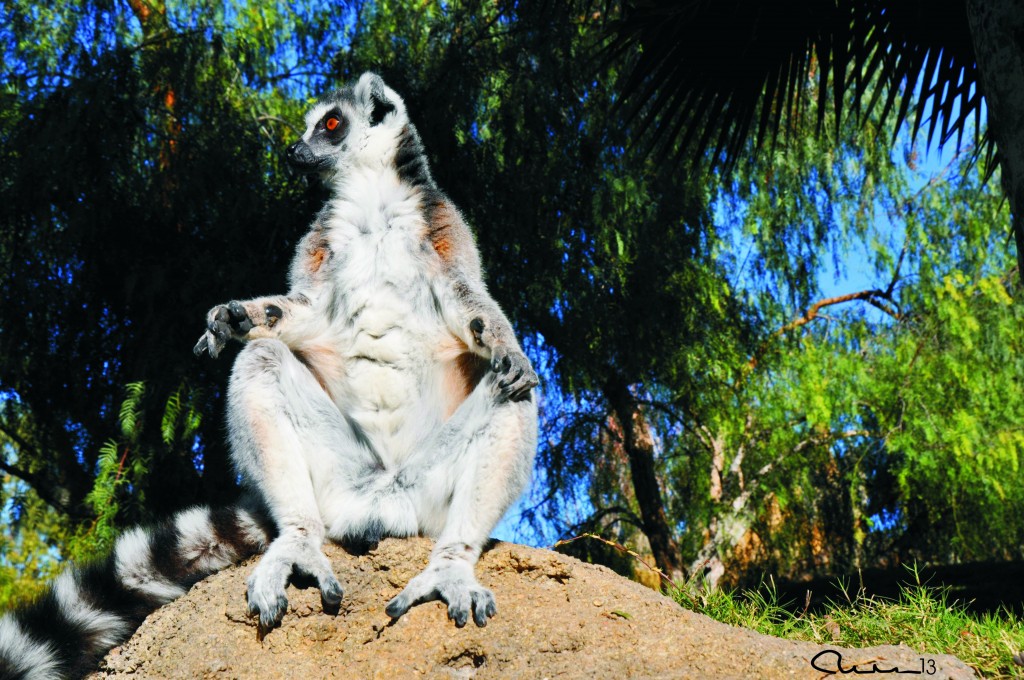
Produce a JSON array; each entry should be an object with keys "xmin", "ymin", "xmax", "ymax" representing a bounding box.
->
[{"xmin": 670, "ymin": 567, "xmax": 1024, "ymax": 679}]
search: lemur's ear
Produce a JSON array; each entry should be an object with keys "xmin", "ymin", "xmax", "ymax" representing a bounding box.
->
[
  {"xmin": 369, "ymin": 84, "xmax": 396, "ymax": 126},
  {"xmin": 355, "ymin": 73, "xmax": 397, "ymax": 126}
]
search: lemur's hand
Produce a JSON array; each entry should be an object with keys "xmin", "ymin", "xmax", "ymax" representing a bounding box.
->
[
  {"xmin": 491, "ymin": 345, "xmax": 539, "ymax": 401},
  {"xmin": 193, "ymin": 302, "xmax": 254, "ymax": 359}
]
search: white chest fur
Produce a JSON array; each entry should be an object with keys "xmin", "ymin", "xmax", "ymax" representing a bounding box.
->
[{"xmin": 319, "ymin": 166, "xmax": 449, "ymax": 457}]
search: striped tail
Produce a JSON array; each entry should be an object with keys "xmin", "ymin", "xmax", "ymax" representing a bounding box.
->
[{"xmin": 0, "ymin": 502, "xmax": 275, "ymax": 680}]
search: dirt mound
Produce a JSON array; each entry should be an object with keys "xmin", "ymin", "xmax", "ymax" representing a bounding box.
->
[{"xmin": 87, "ymin": 538, "xmax": 974, "ymax": 679}]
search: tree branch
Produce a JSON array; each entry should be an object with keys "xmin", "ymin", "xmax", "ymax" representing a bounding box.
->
[
  {"xmin": 747, "ymin": 288, "xmax": 903, "ymax": 371},
  {"xmin": 580, "ymin": 505, "xmax": 644, "ymax": 532},
  {"xmin": 0, "ymin": 425, "xmax": 79, "ymax": 517}
]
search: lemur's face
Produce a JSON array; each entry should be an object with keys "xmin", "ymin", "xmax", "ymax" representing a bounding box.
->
[{"xmin": 286, "ymin": 72, "xmax": 404, "ymax": 183}]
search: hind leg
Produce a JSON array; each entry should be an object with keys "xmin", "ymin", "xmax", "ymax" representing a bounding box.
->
[
  {"xmin": 385, "ymin": 375, "xmax": 537, "ymax": 627},
  {"xmin": 227, "ymin": 339, "xmax": 377, "ymax": 634}
]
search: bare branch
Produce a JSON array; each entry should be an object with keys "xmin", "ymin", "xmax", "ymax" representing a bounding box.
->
[
  {"xmin": 583, "ymin": 505, "xmax": 644, "ymax": 531},
  {"xmin": 885, "ymin": 244, "xmax": 907, "ymax": 297},
  {"xmin": 747, "ymin": 288, "xmax": 904, "ymax": 372}
]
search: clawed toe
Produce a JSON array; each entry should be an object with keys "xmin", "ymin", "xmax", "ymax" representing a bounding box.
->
[
  {"xmin": 319, "ymin": 574, "xmax": 344, "ymax": 613},
  {"xmin": 385, "ymin": 594, "xmax": 410, "ymax": 619},
  {"xmin": 448, "ymin": 600, "xmax": 469, "ymax": 628},
  {"xmin": 445, "ymin": 587, "xmax": 494, "ymax": 628},
  {"xmin": 472, "ymin": 589, "xmax": 496, "ymax": 627},
  {"xmin": 247, "ymin": 584, "xmax": 289, "ymax": 637},
  {"xmin": 387, "ymin": 565, "xmax": 497, "ymax": 628}
]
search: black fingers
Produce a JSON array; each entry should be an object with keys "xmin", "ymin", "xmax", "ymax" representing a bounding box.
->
[
  {"xmin": 320, "ymin": 577, "xmax": 343, "ymax": 615},
  {"xmin": 227, "ymin": 301, "xmax": 254, "ymax": 334},
  {"xmin": 499, "ymin": 371, "xmax": 538, "ymax": 401},
  {"xmin": 195, "ymin": 301, "xmax": 260, "ymax": 359},
  {"xmin": 492, "ymin": 347, "xmax": 539, "ymax": 400},
  {"xmin": 208, "ymin": 302, "xmax": 252, "ymax": 336},
  {"xmin": 447, "ymin": 590, "xmax": 495, "ymax": 628},
  {"xmin": 194, "ymin": 329, "xmax": 223, "ymax": 359},
  {"xmin": 304, "ymin": 566, "xmax": 343, "ymax": 615},
  {"xmin": 491, "ymin": 352, "xmax": 512, "ymax": 374},
  {"xmin": 387, "ymin": 583, "xmax": 495, "ymax": 629}
]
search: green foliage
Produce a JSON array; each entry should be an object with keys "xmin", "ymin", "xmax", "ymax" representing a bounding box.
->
[
  {"xmin": 877, "ymin": 272, "xmax": 1024, "ymax": 559},
  {"xmin": 68, "ymin": 382, "xmax": 151, "ymax": 562},
  {"xmin": 161, "ymin": 382, "xmax": 202, "ymax": 447},
  {"xmin": 0, "ymin": 0, "xmax": 1021, "ymax": 622},
  {"xmin": 1, "ymin": 0, "xmax": 327, "ymax": 542},
  {"xmin": 63, "ymin": 379, "xmax": 207, "ymax": 563},
  {"xmin": 635, "ymin": 72, "xmax": 1024, "ymax": 582},
  {"xmin": 0, "ymin": 483, "xmax": 68, "ymax": 609}
]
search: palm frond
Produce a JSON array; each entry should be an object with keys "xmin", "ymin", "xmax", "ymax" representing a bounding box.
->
[{"xmin": 605, "ymin": 0, "xmax": 985, "ymax": 169}]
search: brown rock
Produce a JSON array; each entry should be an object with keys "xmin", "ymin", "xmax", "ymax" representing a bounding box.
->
[{"xmin": 87, "ymin": 538, "xmax": 975, "ymax": 679}]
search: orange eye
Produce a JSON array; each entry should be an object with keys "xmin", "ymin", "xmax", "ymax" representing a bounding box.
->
[{"xmin": 325, "ymin": 117, "xmax": 340, "ymax": 131}]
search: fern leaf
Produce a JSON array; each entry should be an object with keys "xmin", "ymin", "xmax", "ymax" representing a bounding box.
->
[
  {"xmin": 161, "ymin": 388, "xmax": 182, "ymax": 445},
  {"xmin": 119, "ymin": 381, "xmax": 145, "ymax": 439}
]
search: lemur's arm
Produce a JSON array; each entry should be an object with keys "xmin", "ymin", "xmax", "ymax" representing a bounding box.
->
[
  {"xmin": 195, "ymin": 215, "xmax": 333, "ymax": 359},
  {"xmin": 427, "ymin": 197, "xmax": 538, "ymax": 400},
  {"xmin": 193, "ymin": 294, "xmax": 318, "ymax": 359}
]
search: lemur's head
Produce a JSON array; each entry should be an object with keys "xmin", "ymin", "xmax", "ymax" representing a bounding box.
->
[{"xmin": 286, "ymin": 72, "xmax": 408, "ymax": 183}]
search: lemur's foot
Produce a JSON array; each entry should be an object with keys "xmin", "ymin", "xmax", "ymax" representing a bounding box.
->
[
  {"xmin": 246, "ymin": 533, "xmax": 342, "ymax": 637},
  {"xmin": 194, "ymin": 301, "xmax": 252, "ymax": 358},
  {"xmin": 385, "ymin": 559, "xmax": 496, "ymax": 628}
]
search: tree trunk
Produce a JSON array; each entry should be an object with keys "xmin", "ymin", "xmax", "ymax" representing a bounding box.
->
[
  {"xmin": 966, "ymin": 0, "xmax": 1024, "ymax": 280},
  {"xmin": 603, "ymin": 376, "xmax": 683, "ymax": 582}
]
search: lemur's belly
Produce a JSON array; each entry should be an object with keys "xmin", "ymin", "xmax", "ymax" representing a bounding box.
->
[
  {"xmin": 326, "ymin": 261, "xmax": 463, "ymax": 460},
  {"xmin": 314, "ymin": 182, "xmax": 486, "ymax": 460},
  {"xmin": 340, "ymin": 294, "xmax": 433, "ymax": 415}
]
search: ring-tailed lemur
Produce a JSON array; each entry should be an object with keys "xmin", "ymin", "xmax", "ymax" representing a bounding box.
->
[{"xmin": 0, "ymin": 72, "xmax": 538, "ymax": 679}]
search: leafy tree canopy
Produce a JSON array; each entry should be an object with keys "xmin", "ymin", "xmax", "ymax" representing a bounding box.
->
[{"xmin": 0, "ymin": 0, "xmax": 1019, "ymax": 606}]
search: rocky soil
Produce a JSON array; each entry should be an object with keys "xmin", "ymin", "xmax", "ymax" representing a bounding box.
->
[{"xmin": 87, "ymin": 538, "xmax": 975, "ymax": 679}]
